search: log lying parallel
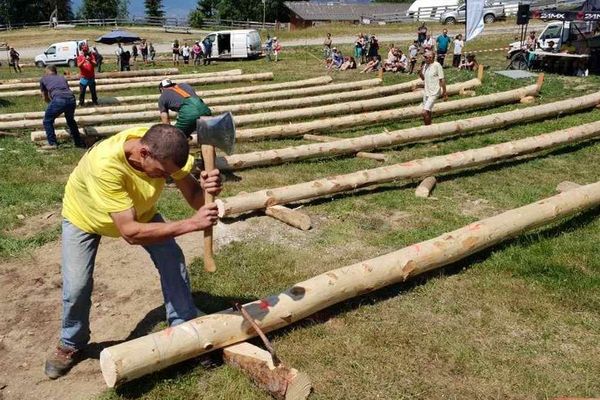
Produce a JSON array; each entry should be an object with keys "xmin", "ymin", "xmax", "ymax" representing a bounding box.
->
[
  {"xmin": 0, "ymin": 67, "xmax": 180, "ymax": 84},
  {"xmin": 218, "ymin": 91, "xmax": 600, "ymax": 170},
  {"xmin": 99, "ymin": 181, "xmax": 600, "ymax": 387},
  {"xmin": 216, "ymin": 120, "xmax": 600, "ymax": 216}
]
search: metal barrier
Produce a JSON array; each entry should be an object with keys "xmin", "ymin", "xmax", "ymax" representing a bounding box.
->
[{"xmin": 415, "ymin": 6, "xmax": 458, "ymax": 21}]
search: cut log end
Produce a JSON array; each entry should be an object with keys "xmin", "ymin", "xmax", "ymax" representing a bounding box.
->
[
  {"xmin": 285, "ymin": 370, "xmax": 313, "ymax": 400},
  {"xmin": 520, "ymin": 96, "xmax": 536, "ymax": 104},
  {"xmin": 477, "ymin": 64, "xmax": 485, "ymax": 81},
  {"xmin": 99, "ymin": 349, "xmax": 118, "ymax": 388},
  {"xmin": 459, "ymin": 89, "xmax": 476, "ymax": 97},
  {"xmin": 536, "ymin": 73, "xmax": 545, "ymax": 91},
  {"xmin": 415, "ymin": 176, "xmax": 437, "ymax": 198}
]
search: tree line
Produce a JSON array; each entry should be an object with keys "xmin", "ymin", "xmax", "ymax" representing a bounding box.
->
[{"xmin": 0, "ymin": 0, "xmax": 306, "ymax": 26}]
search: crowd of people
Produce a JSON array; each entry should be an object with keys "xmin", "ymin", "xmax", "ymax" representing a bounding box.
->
[{"xmin": 322, "ymin": 26, "xmax": 479, "ymax": 74}]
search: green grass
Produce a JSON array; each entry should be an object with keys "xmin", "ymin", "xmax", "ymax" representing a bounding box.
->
[{"xmin": 1, "ymin": 27, "xmax": 599, "ymax": 399}]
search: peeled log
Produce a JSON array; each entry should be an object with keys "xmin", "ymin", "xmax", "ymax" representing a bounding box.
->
[
  {"xmin": 0, "ymin": 68, "xmax": 179, "ymax": 84},
  {"xmin": 216, "ymin": 91, "xmax": 600, "ymax": 171},
  {"xmin": 356, "ymin": 152, "xmax": 387, "ymax": 162},
  {"xmin": 265, "ymin": 205, "xmax": 312, "ymax": 231},
  {"xmin": 232, "ymin": 79, "xmax": 481, "ymax": 127},
  {"xmin": 556, "ymin": 181, "xmax": 581, "ymax": 193},
  {"xmin": 0, "ymin": 72, "xmax": 274, "ymax": 98},
  {"xmin": 415, "ymin": 177, "xmax": 437, "ymax": 198},
  {"xmin": 102, "ymin": 76, "xmax": 336, "ymax": 104},
  {"xmin": 99, "ymin": 181, "xmax": 600, "ymax": 387},
  {"xmin": 0, "ymin": 69, "xmax": 242, "ymax": 91},
  {"xmin": 235, "ymin": 83, "xmax": 541, "ymax": 141},
  {"xmin": 210, "ymin": 79, "xmax": 424, "ymax": 115},
  {"xmin": 223, "ymin": 342, "xmax": 312, "ymax": 400},
  {"xmin": 216, "ymin": 121, "xmax": 600, "ymax": 217}
]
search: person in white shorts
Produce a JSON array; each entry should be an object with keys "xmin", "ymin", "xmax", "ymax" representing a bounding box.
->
[{"xmin": 418, "ymin": 50, "xmax": 447, "ymax": 125}]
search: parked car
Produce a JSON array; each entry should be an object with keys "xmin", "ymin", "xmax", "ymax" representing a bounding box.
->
[
  {"xmin": 35, "ymin": 40, "xmax": 87, "ymax": 68},
  {"xmin": 506, "ymin": 21, "xmax": 592, "ymax": 58},
  {"xmin": 406, "ymin": 0, "xmax": 459, "ymax": 19},
  {"xmin": 440, "ymin": 3, "xmax": 506, "ymax": 24},
  {"xmin": 201, "ymin": 29, "xmax": 262, "ymax": 60}
]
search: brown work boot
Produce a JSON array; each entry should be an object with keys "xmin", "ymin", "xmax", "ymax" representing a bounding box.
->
[{"xmin": 44, "ymin": 343, "xmax": 81, "ymax": 379}]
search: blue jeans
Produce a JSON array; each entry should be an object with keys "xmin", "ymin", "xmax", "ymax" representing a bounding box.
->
[
  {"xmin": 43, "ymin": 96, "xmax": 83, "ymax": 146},
  {"xmin": 60, "ymin": 216, "xmax": 198, "ymax": 349},
  {"xmin": 79, "ymin": 78, "xmax": 97, "ymax": 106}
]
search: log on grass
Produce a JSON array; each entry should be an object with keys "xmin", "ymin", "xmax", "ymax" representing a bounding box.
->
[
  {"xmin": 99, "ymin": 181, "xmax": 600, "ymax": 387},
  {"xmin": 265, "ymin": 205, "xmax": 312, "ymax": 230},
  {"xmin": 0, "ymin": 69, "xmax": 242, "ymax": 91},
  {"xmin": 415, "ymin": 177, "xmax": 437, "ymax": 198},
  {"xmin": 102, "ymin": 76, "xmax": 336, "ymax": 104},
  {"xmin": 217, "ymin": 91, "xmax": 600, "ymax": 171},
  {"xmin": 14, "ymin": 110, "xmax": 161, "ymax": 131},
  {"xmin": 232, "ymin": 79, "xmax": 481, "ymax": 127},
  {"xmin": 356, "ymin": 152, "xmax": 387, "ymax": 162},
  {"xmin": 556, "ymin": 181, "xmax": 581, "ymax": 193},
  {"xmin": 216, "ymin": 120, "xmax": 600, "ymax": 217},
  {"xmin": 223, "ymin": 342, "xmax": 312, "ymax": 400},
  {"xmin": 210, "ymin": 79, "xmax": 421, "ymax": 114},
  {"xmin": 235, "ymin": 83, "xmax": 541, "ymax": 141},
  {"xmin": 0, "ymin": 73, "xmax": 274, "ymax": 98},
  {"xmin": 0, "ymin": 68, "xmax": 179, "ymax": 84}
]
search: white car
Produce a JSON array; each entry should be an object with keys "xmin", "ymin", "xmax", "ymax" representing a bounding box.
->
[{"xmin": 35, "ymin": 40, "xmax": 87, "ymax": 68}]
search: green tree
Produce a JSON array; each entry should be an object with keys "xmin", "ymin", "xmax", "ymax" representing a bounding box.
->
[
  {"xmin": 79, "ymin": 0, "xmax": 120, "ymax": 19},
  {"xmin": 188, "ymin": 9, "xmax": 203, "ymax": 28},
  {"xmin": 144, "ymin": 0, "xmax": 164, "ymax": 18},
  {"xmin": 0, "ymin": 0, "xmax": 73, "ymax": 25},
  {"xmin": 196, "ymin": 0, "xmax": 218, "ymax": 18}
]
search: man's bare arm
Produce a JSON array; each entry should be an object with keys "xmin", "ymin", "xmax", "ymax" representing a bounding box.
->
[
  {"xmin": 111, "ymin": 206, "xmax": 218, "ymax": 245},
  {"xmin": 175, "ymin": 169, "xmax": 222, "ymax": 210},
  {"xmin": 160, "ymin": 111, "xmax": 170, "ymax": 124}
]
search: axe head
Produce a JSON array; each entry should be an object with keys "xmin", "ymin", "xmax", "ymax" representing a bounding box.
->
[{"xmin": 196, "ymin": 112, "xmax": 236, "ymax": 155}]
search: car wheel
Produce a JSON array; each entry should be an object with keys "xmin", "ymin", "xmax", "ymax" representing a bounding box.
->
[
  {"xmin": 509, "ymin": 52, "xmax": 528, "ymax": 70},
  {"xmin": 35, "ymin": 61, "xmax": 45, "ymax": 68},
  {"xmin": 484, "ymin": 14, "xmax": 495, "ymax": 23},
  {"xmin": 444, "ymin": 17, "xmax": 456, "ymax": 25},
  {"xmin": 68, "ymin": 59, "xmax": 76, "ymax": 68}
]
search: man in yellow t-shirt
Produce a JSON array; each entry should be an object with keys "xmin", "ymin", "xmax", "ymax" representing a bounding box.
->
[{"xmin": 45, "ymin": 124, "xmax": 222, "ymax": 379}]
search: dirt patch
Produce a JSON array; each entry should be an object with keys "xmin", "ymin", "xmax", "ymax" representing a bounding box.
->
[
  {"xmin": 5, "ymin": 210, "xmax": 62, "ymax": 238},
  {"xmin": 459, "ymin": 197, "xmax": 497, "ymax": 219},
  {"xmin": 0, "ymin": 210, "xmax": 314, "ymax": 400}
]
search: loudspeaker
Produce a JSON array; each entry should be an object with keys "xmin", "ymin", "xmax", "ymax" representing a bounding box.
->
[{"xmin": 517, "ymin": 4, "xmax": 530, "ymax": 25}]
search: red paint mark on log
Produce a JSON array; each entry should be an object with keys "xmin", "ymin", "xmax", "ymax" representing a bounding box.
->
[
  {"xmin": 259, "ymin": 299, "xmax": 271, "ymax": 310},
  {"xmin": 400, "ymin": 161, "xmax": 415, "ymax": 167},
  {"xmin": 163, "ymin": 327, "xmax": 174, "ymax": 337},
  {"xmin": 468, "ymin": 223, "xmax": 481, "ymax": 231},
  {"xmin": 413, "ymin": 244, "xmax": 421, "ymax": 253}
]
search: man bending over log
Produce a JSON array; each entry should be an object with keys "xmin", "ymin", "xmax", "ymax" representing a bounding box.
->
[
  {"xmin": 158, "ymin": 79, "xmax": 212, "ymax": 137},
  {"xmin": 419, "ymin": 50, "xmax": 447, "ymax": 126},
  {"xmin": 44, "ymin": 124, "xmax": 222, "ymax": 379}
]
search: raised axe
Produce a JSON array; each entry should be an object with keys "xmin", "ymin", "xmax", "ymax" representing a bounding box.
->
[{"xmin": 196, "ymin": 112, "xmax": 236, "ymax": 272}]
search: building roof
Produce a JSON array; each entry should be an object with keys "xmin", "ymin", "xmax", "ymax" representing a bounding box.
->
[{"xmin": 284, "ymin": 2, "xmax": 409, "ymax": 21}]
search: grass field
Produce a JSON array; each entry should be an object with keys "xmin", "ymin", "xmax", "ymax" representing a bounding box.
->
[{"xmin": 0, "ymin": 27, "xmax": 599, "ymax": 400}]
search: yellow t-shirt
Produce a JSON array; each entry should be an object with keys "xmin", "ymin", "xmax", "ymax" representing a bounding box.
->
[{"xmin": 62, "ymin": 127, "xmax": 194, "ymax": 237}]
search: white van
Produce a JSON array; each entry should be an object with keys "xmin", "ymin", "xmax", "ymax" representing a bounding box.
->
[
  {"xmin": 201, "ymin": 29, "xmax": 262, "ymax": 59},
  {"xmin": 35, "ymin": 40, "xmax": 87, "ymax": 68},
  {"xmin": 407, "ymin": 0, "xmax": 459, "ymax": 19}
]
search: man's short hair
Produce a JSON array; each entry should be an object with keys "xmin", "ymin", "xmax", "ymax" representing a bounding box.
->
[
  {"xmin": 141, "ymin": 124, "xmax": 189, "ymax": 168},
  {"xmin": 46, "ymin": 65, "xmax": 57, "ymax": 74}
]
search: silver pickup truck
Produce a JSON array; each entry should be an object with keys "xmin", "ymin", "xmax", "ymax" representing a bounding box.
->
[{"xmin": 440, "ymin": 3, "xmax": 506, "ymax": 24}]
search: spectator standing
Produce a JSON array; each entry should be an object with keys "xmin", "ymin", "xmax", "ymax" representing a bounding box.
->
[
  {"xmin": 323, "ymin": 33, "xmax": 332, "ymax": 59},
  {"xmin": 149, "ymin": 42, "xmax": 156, "ymax": 63},
  {"xmin": 419, "ymin": 50, "xmax": 447, "ymax": 126},
  {"xmin": 121, "ymin": 50, "xmax": 131, "ymax": 71},
  {"xmin": 115, "ymin": 43, "xmax": 124, "ymax": 70},
  {"xmin": 452, "ymin": 33, "xmax": 464, "ymax": 68},
  {"xmin": 408, "ymin": 40, "xmax": 419, "ymax": 74},
  {"xmin": 182, "ymin": 43, "xmax": 191, "ymax": 64},
  {"xmin": 9, "ymin": 47, "xmax": 22, "ymax": 73},
  {"xmin": 354, "ymin": 34, "xmax": 363, "ymax": 65},
  {"xmin": 264, "ymin": 34, "xmax": 274, "ymax": 61},
  {"xmin": 132, "ymin": 44, "xmax": 138, "ymax": 62},
  {"xmin": 140, "ymin": 40, "xmax": 148, "ymax": 63},
  {"xmin": 39, "ymin": 65, "xmax": 85, "ymax": 150},
  {"xmin": 192, "ymin": 41, "xmax": 202, "ymax": 65},
  {"xmin": 436, "ymin": 29, "xmax": 451, "ymax": 66},
  {"xmin": 273, "ymin": 37, "xmax": 282, "ymax": 62},
  {"xmin": 367, "ymin": 35, "xmax": 379, "ymax": 58},
  {"xmin": 202, "ymin": 37, "xmax": 212, "ymax": 65},
  {"xmin": 92, "ymin": 47, "xmax": 103, "ymax": 73},
  {"xmin": 422, "ymin": 33, "xmax": 434, "ymax": 52},
  {"xmin": 76, "ymin": 44, "xmax": 98, "ymax": 107},
  {"xmin": 172, "ymin": 39, "xmax": 180, "ymax": 66},
  {"xmin": 417, "ymin": 23, "xmax": 428, "ymax": 45}
]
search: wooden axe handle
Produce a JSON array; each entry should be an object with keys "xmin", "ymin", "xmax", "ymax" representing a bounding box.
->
[{"xmin": 201, "ymin": 144, "xmax": 217, "ymax": 273}]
